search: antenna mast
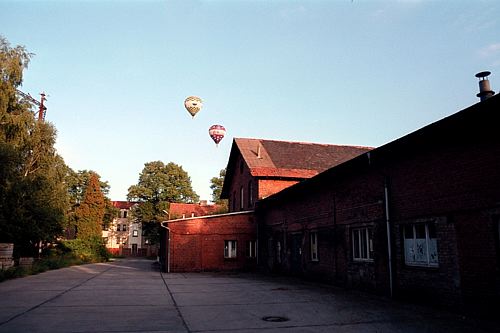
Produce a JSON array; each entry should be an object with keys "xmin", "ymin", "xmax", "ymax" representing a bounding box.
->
[{"xmin": 16, "ymin": 89, "xmax": 48, "ymax": 121}]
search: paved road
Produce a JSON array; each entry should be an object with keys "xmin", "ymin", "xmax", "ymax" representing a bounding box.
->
[{"xmin": 0, "ymin": 258, "xmax": 496, "ymax": 333}]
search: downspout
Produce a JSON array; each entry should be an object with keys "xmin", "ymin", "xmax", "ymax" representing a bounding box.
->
[
  {"xmin": 384, "ymin": 178, "xmax": 393, "ymax": 298},
  {"xmin": 333, "ymin": 194, "xmax": 338, "ymax": 283},
  {"xmin": 160, "ymin": 210, "xmax": 171, "ymax": 273},
  {"xmin": 159, "ymin": 222, "xmax": 171, "ymax": 273},
  {"xmin": 256, "ymin": 216, "xmax": 259, "ymax": 266}
]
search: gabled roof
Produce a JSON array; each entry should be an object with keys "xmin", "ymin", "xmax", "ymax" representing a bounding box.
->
[
  {"xmin": 112, "ymin": 201, "xmax": 136, "ymax": 210},
  {"xmin": 221, "ymin": 138, "xmax": 372, "ymax": 198}
]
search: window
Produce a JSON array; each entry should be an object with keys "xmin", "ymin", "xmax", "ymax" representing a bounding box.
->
[
  {"xmin": 232, "ymin": 191, "xmax": 236, "ymax": 211},
  {"xmin": 133, "ymin": 230, "xmax": 138, "ymax": 237},
  {"xmin": 310, "ymin": 232, "xmax": 318, "ymax": 261},
  {"xmin": 122, "ymin": 224, "xmax": 127, "ymax": 231},
  {"xmin": 247, "ymin": 240, "xmax": 256, "ymax": 258},
  {"xmin": 276, "ymin": 241, "xmax": 282, "ymax": 264},
  {"xmin": 404, "ymin": 223, "xmax": 438, "ymax": 267},
  {"xmin": 240, "ymin": 186, "xmax": 244, "ymax": 210},
  {"xmin": 116, "ymin": 224, "xmax": 121, "ymax": 232},
  {"xmin": 224, "ymin": 240, "xmax": 237, "ymax": 258},
  {"xmin": 248, "ymin": 181, "xmax": 253, "ymax": 207},
  {"xmin": 123, "ymin": 210, "xmax": 128, "ymax": 218},
  {"xmin": 352, "ymin": 227, "xmax": 373, "ymax": 261}
]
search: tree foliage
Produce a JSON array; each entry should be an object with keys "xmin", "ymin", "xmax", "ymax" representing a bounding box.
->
[
  {"xmin": 127, "ymin": 161, "xmax": 199, "ymax": 244},
  {"xmin": 128, "ymin": 161, "xmax": 199, "ymax": 204},
  {"xmin": 74, "ymin": 172, "xmax": 105, "ymax": 240},
  {"xmin": 210, "ymin": 168, "xmax": 226, "ymax": 203},
  {"xmin": 64, "ymin": 168, "xmax": 114, "ymax": 238},
  {"xmin": 0, "ymin": 36, "xmax": 68, "ymax": 256},
  {"xmin": 210, "ymin": 168, "xmax": 228, "ymax": 212}
]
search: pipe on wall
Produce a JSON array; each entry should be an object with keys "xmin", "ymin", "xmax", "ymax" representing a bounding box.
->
[{"xmin": 384, "ymin": 179, "xmax": 394, "ymax": 298}]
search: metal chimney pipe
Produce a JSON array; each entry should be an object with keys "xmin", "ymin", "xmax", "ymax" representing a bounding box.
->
[{"xmin": 476, "ymin": 71, "xmax": 495, "ymax": 102}]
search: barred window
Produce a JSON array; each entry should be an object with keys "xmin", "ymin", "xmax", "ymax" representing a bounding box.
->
[
  {"xmin": 352, "ymin": 228, "xmax": 373, "ymax": 261},
  {"xmin": 224, "ymin": 240, "xmax": 237, "ymax": 258},
  {"xmin": 404, "ymin": 223, "xmax": 438, "ymax": 267},
  {"xmin": 310, "ymin": 232, "xmax": 319, "ymax": 261}
]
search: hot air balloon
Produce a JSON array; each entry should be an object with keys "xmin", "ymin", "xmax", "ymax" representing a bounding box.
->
[
  {"xmin": 184, "ymin": 96, "xmax": 203, "ymax": 118},
  {"xmin": 209, "ymin": 124, "xmax": 226, "ymax": 146}
]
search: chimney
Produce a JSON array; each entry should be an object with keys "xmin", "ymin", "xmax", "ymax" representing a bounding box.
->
[{"xmin": 475, "ymin": 71, "xmax": 495, "ymax": 102}]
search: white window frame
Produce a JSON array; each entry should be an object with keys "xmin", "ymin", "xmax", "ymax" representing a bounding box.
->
[
  {"xmin": 352, "ymin": 227, "xmax": 373, "ymax": 261},
  {"xmin": 404, "ymin": 223, "xmax": 438, "ymax": 267},
  {"xmin": 132, "ymin": 229, "xmax": 138, "ymax": 237},
  {"xmin": 310, "ymin": 231, "xmax": 319, "ymax": 261},
  {"xmin": 247, "ymin": 240, "xmax": 256, "ymax": 258},
  {"xmin": 224, "ymin": 240, "xmax": 237, "ymax": 258}
]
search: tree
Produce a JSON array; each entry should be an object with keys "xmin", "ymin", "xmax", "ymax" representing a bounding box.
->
[
  {"xmin": 210, "ymin": 168, "xmax": 228, "ymax": 212},
  {"xmin": 0, "ymin": 36, "xmax": 68, "ymax": 256},
  {"xmin": 127, "ymin": 161, "xmax": 199, "ymax": 244},
  {"xmin": 74, "ymin": 173, "xmax": 105, "ymax": 240},
  {"xmin": 64, "ymin": 168, "xmax": 114, "ymax": 238}
]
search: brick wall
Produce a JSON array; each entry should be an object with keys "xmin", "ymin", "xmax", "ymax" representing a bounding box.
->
[
  {"xmin": 227, "ymin": 156, "xmax": 257, "ymax": 212},
  {"xmin": 165, "ymin": 212, "xmax": 256, "ymax": 272},
  {"xmin": 258, "ymin": 139, "xmax": 500, "ymax": 309}
]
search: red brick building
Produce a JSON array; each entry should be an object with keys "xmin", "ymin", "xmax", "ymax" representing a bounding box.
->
[
  {"xmin": 256, "ymin": 94, "xmax": 500, "ymax": 313},
  {"xmin": 160, "ymin": 210, "xmax": 255, "ymax": 273},
  {"xmin": 158, "ymin": 93, "xmax": 499, "ymax": 313},
  {"xmin": 221, "ymin": 138, "xmax": 372, "ymax": 212},
  {"xmin": 159, "ymin": 140, "xmax": 369, "ymax": 273}
]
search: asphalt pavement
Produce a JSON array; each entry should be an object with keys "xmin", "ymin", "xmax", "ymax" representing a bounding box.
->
[{"xmin": 0, "ymin": 258, "xmax": 496, "ymax": 333}]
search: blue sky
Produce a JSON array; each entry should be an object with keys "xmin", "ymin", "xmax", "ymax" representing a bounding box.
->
[{"xmin": 2, "ymin": 0, "xmax": 499, "ymax": 201}]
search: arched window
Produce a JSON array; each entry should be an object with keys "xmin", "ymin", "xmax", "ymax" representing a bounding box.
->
[
  {"xmin": 248, "ymin": 181, "xmax": 253, "ymax": 207},
  {"xmin": 232, "ymin": 191, "xmax": 236, "ymax": 211},
  {"xmin": 240, "ymin": 186, "xmax": 244, "ymax": 210}
]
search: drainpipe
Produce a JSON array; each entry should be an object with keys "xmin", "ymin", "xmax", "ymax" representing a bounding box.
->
[
  {"xmin": 159, "ymin": 222, "xmax": 171, "ymax": 273},
  {"xmin": 161, "ymin": 210, "xmax": 171, "ymax": 273},
  {"xmin": 384, "ymin": 179, "xmax": 393, "ymax": 298}
]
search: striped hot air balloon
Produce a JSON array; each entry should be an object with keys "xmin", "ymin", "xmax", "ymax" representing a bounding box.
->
[
  {"xmin": 184, "ymin": 96, "xmax": 203, "ymax": 118},
  {"xmin": 208, "ymin": 125, "xmax": 226, "ymax": 147}
]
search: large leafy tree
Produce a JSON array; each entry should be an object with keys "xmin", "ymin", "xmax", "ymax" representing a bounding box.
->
[
  {"xmin": 210, "ymin": 168, "xmax": 228, "ymax": 212},
  {"xmin": 0, "ymin": 36, "xmax": 68, "ymax": 256},
  {"xmin": 127, "ymin": 161, "xmax": 199, "ymax": 244}
]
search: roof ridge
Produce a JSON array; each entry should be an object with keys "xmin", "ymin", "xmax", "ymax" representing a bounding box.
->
[{"xmin": 234, "ymin": 137, "xmax": 373, "ymax": 149}]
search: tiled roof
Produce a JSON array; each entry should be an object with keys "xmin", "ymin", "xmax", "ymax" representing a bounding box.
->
[
  {"xmin": 221, "ymin": 138, "xmax": 372, "ymax": 198},
  {"xmin": 112, "ymin": 201, "xmax": 136, "ymax": 209},
  {"xmin": 169, "ymin": 202, "xmax": 223, "ymax": 219},
  {"xmin": 235, "ymin": 138, "xmax": 372, "ymax": 178}
]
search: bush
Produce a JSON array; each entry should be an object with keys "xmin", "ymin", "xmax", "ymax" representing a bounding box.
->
[
  {"xmin": 0, "ymin": 239, "xmax": 110, "ymax": 283},
  {"xmin": 62, "ymin": 237, "xmax": 110, "ymax": 263},
  {"xmin": 0, "ymin": 266, "xmax": 28, "ymax": 282}
]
